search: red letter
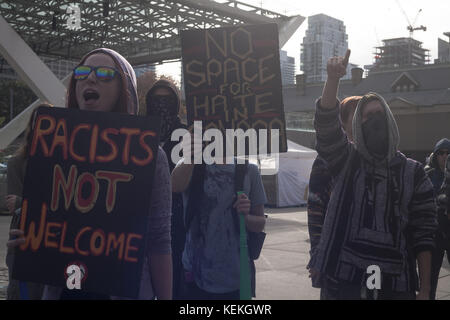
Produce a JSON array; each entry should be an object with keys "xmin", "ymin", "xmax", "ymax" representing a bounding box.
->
[
  {"xmin": 30, "ymin": 115, "xmax": 56, "ymax": 157},
  {"xmin": 60, "ymin": 222, "xmax": 75, "ymax": 254},
  {"xmin": 90, "ymin": 229, "xmax": 106, "ymax": 256},
  {"xmin": 96, "ymin": 171, "xmax": 133, "ymax": 213},
  {"xmin": 96, "ymin": 128, "xmax": 119, "ymax": 163},
  {"xmin": 124, "ymin": 233, "xmax": 143, "ymax": 263},
  {"xmin": 44, "ymin": 222, "xmax": 61, "ymax": 249},
  {"xmin": 74, "ymin": 227, "xmax": 92, "ymax": 256},
  {"xmin": 89, "ymin": 125, "xmax": 99, "ymax": 164},
  {"xmin": 131, "ymin": 131, "xmax": 156, "ymax": 166},
  {"xmin": 49, "ymin": 119, "xmax": 69, "ymax": 159},
  {"xmin": 20, "ymin": 201, "xmax": 47, "ymax": 252},
  {"xmin": 51, "ymin": 164, "xmax": 77, "ymax": 212},
  {"xmin": 69, "ymin": 123, "xmax": 91, "ymax": 162},
  {"xmin": 106, "ymin": 233, "xmax": 125, "ymax": 260},
  {"xmin": 119, "ymin": 128, "xmax": 140, "ymax": 165},
  {"xmin": 74, "ymin": 172, "xmax": 99, "ymax": 213}
]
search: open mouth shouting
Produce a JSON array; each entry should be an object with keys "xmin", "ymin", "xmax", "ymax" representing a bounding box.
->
[{"xmin": 83, "ymin": 89, "xmax": 100, "ymax": 105}]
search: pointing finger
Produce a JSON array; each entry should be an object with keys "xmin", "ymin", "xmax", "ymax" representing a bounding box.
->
[{"xmin": 343, "ymin": 49, "xmax": 351, "ymax": 67}]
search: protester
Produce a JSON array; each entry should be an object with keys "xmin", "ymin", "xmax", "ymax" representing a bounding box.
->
[
  {"xmin": 425, "ymin": 138, "xmax": 450, "ymax": 300},
  {"xmin": 307, "ymin": 96, "xmax": 360, "ymax": 291},
  {"xmin": 7, "ymin": 48, "xmax": 173, "ymax": 300},
  {"xmin": 146, "ymin": 79, "xmax": 186, "ymax": 299},
  {"xmin": 310, "ymin": 49, "xmax": 438, "ymax": 300},
  {"xmin": 171, "ymin": 142, "xmax": 267, "ymax": 300},
  {"xmin": 5, "ymin": 108, "xmax": 45, "ymax": 300}
]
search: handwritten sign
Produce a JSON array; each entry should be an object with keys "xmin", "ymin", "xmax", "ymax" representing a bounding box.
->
[
  {"xmin": 12, "ymin": 106, "xmax": 160, "ymax": 298},
  {"xmin": 181, "ymin": 23, "xmax": 287, "ymax": 153}
]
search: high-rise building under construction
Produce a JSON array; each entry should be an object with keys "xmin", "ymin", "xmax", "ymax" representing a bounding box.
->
[{"xmin": 374, "ymin": 37, "xmax": 430, "ymax": 69}]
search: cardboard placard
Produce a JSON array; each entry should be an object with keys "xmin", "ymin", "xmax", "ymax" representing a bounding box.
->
[
  {"xmin": 181, "ymin": 23, "xmax": 287, "ymax": 154},
  {"xmin": 12, "ymin": 106, "xmax": 160, "ymax": 298}
]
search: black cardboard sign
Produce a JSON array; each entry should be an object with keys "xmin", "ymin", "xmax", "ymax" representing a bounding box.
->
[
  {"xmin": 181, "ymin": 23, "xmax": 287, "ymax": 154},
  {"xmin": 12, "ymin": 106, "xmax": 160, "ymax": 298}
]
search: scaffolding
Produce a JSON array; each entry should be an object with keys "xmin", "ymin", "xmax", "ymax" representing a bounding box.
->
[{"xmin": 374, "ymin": 37, "xmax": 430, "ymax": 69}]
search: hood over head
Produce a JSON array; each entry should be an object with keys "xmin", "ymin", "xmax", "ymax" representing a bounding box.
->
[
  {"xmin": 146, "ymin": 79, "xmax": 182, "ymax": 142},
  {"xmin": 433, "ymin": 138, "xmax": 450, "ymax": 154},
  {"xmin": 71, "ymin": 48, "xmax": 138, "ymax": 115},
  {"xmin": 145, "ymin": 79, "xmax": 180, "ymax": 116},
  {"xmin": 428, "ymin": 138, "xmax": 450, "ymax": 169},
  {"xmin": 352, "ymin": 92, "xmax": 400, "ymax": 165}
]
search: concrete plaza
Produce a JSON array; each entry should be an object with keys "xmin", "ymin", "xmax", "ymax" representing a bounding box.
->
[{"xmin": 0, "ymin": 208, "xmax": 449, "ymax": 300}]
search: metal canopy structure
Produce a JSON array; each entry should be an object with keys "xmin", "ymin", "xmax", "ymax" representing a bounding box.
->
[
  {"xmin": 0, "ymin": 0, "xmax": 304, "ymax": 65},
  {"xmin": 0, "ymin": 0, "xmax": 304, "ymax": 149}
]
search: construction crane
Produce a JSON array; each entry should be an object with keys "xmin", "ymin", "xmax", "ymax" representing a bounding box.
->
[{"xmin": 395, "ymin": 0, "xmax": 427, "ymax": 38}]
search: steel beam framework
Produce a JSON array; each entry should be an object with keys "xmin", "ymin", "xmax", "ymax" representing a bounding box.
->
[
  {"xmin": 0, "ymin": 0, "xmax": 303, "ymax": 65},
  {"xmin": 0, "ymin": 0, "xmax": 304, "ymax": 149}
]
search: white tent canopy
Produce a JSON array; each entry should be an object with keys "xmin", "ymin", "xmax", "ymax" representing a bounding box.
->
[{"xmin": 252, "ymin": 140, "xmax": 317, "ymax": 207}]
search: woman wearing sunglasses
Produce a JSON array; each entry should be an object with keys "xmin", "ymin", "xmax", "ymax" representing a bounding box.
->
[{"xmin": 8, "ymin": 48, "xmax": 173, "ymax": 300}]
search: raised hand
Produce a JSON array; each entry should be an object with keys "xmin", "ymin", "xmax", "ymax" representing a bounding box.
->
[
  {"xmin": 320, "ymin": 49, "xmax": 351, "ymax": 109},
  {"xmin": 327, "ymin": 49, "xmax": 351, "ymax": 80}
]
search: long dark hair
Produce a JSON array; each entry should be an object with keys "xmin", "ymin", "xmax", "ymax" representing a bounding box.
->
[
  {"xmin": 66, "ymin": 52, "xmax": 129, "ymax": 113},
  {"xmin": 340, "ymin": 96, "xmax": 362, "ymax": 124},
  {"xmin": 15, "ymin": 104, "xmax": 51, "ymax": 158}
]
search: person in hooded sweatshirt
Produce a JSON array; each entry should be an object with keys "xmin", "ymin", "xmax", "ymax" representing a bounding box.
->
[
  {"xmin": 7, "ymin": 48, "xmax": 173, "ymax": 300},
  {"xmin": 307, "ymin": 96, "xmax": 360, "ymax": 292},
  {"xmin": 146, "ymin": 79, "xmax": 187, "ymax": 299},
  {"xmin": 310, "ymin": 49, "xmax": 438, "ymax": 300},
  {"xmin": 424, "ymin": 138, "xmax": 450, "ymax": 299}
]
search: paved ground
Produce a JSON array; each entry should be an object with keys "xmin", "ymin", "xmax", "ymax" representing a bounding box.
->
[
  {"xmin": 1, "ymin": 208, "xmax": 449, "ymax": 300},
  {"xmin": 255, "ymin": 207, "xmax": 450, "ymax": 300}
]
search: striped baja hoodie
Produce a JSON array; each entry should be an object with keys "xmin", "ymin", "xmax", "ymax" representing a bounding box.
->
[{"xmin": 311, "ymin": 93, "xmax": 438, "ymax": 292}]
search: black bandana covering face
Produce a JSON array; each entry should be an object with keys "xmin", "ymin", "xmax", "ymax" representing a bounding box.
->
[
  {"xmin": 148, "ymin": 94, "xmax": 178, "ymax": 142},
  {"xmin": 362, "ymin": 112, "xmax": 389, "ymax": 159}
]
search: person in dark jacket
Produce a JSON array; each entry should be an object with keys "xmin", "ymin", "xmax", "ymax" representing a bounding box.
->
[
  {"xmin": 425, "ymin": 138, "xmax": 450, "ymax": 300},
  {"xmin": 146, "ymin": 79, "xmax": 186, "ymax": 299}
]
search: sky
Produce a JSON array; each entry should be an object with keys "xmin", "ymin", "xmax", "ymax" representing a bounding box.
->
[{"xmin": 157, "ymin": 0, "xmax": 450, "ymax": 82}]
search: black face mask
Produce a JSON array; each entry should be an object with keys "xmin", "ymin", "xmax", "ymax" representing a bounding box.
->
[
  {"xmin": 362, "ymin": 112, "xmax": 389, "ymax": 158},
  {"xmin": 147, "ymin": 94, "xmax": 178, "ymax": 142}
]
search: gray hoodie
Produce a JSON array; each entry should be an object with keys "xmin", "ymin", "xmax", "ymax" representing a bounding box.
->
[{"xmin": 352, "ymin": 92, "xmax": 400, "ymax": 165}]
